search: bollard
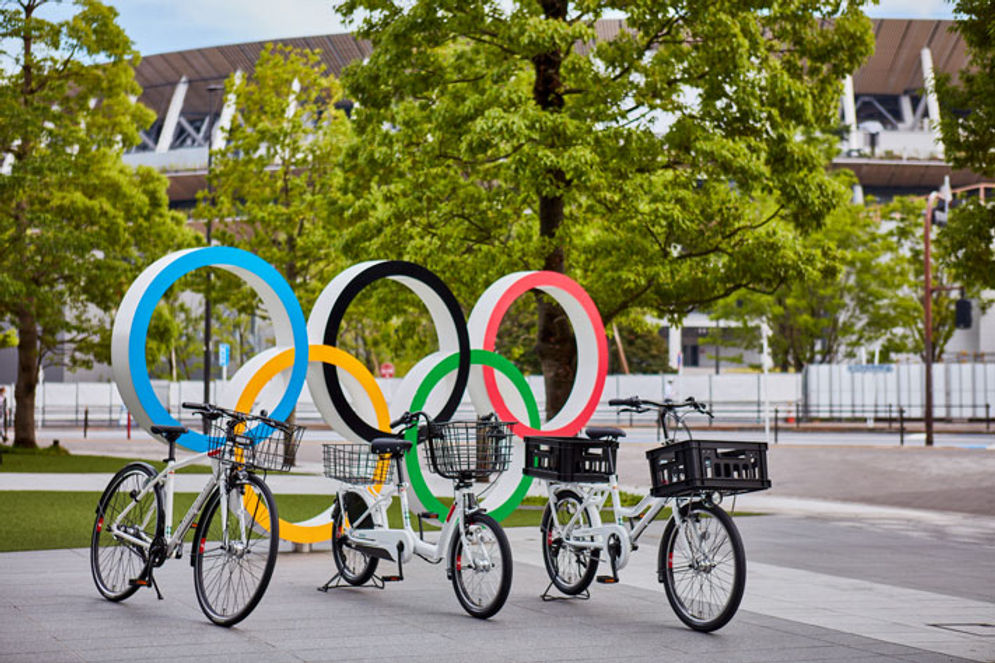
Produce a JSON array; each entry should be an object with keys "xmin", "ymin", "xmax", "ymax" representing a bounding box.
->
[
  {"xmin": 127, "ymin": 412, "xmax": 131, "ymax": 440},
  {"xmin": 795, "ymin": 402, "xmax": 800, "ymax": 428},
  {"xmin": 83, "ymin": 407, "xmax": 89, "ymax": 439},
  {"xmin": 774, "ymin": 407, "xmax": 779, "ymax": 443},
  {"xmin": 899, "ymin": 407, "xmax": 905, "ymax": 446},
  {"xmin": 887, "ymin": 403, "xmax": 893, "ymax": 430},
  {"xmin": 987, "ymin": 403, "xmax": 991, "ymax": 432}
]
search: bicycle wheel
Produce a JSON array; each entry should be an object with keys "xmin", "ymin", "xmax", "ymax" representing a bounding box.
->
[
  {"xmin": 661, "ymin": 411, "xmax": 692, "ymax": 444},
  {"xmin": 331, "ymin": 492, "xmax": 379, "ymax": 585},
  {"xmin": 91, "ymin": 463, "xmax": 163, "ymax": 601},
  {"xmin": 541, "ymin": 489, "xmax": 600, "ymax": 595},
  {"xmin": 193, "ymin": 471, "xmax": 279, "ymax": 626},
  {"xmin": 659, "ymin": 501, "xmax": 745, "ymax": 632},
  {"xmin": 450, "ymin": 512, "xmax": 512, "ymax": 619}
]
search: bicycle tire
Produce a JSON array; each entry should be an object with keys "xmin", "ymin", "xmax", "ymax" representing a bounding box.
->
[
  {"xmin": 91, "ymin": 462, "xmax": 163, "ymax": 601},
  {"xmin": 193, "ymin": 471, "xmax": 279, "ymax": 626},
  {"xmin": 331, "ymin": 492, "xmax": 379, "ymax": 585},
  {"xmin": 540, "ymin": 489, "xmax": 600, "ymax": 595},
  {"xmin": 450, "ymin": 512, "xmax": 512, "ymax": 619},
  {"xmin": 659, "ymin": 501, "xmax": 745, "ymax": 632}
]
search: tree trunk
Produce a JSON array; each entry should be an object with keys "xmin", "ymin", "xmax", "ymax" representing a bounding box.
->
[
  {"xmin": 532, "ymin": 0, "xmax": 576, "ymax": 420},
  {"xmin": 13, "ymin": 306, "xmax": 39, "ymax": 449}
]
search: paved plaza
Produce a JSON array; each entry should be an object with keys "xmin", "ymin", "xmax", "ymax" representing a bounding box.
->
[{"xmin": 1, "ymin": 428, "xmax": 994, "ymax": 662}]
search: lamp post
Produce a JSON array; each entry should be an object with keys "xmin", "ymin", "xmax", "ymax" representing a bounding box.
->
[
  {"xmin": 923, "ymin": 192, "xmax": 938, "ymax": 447},
  {"xmin": 202, "ymin": 83, "xmax": 224, "ymax": 425}
]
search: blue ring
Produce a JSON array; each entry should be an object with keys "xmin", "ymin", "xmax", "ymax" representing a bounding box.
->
[{"xmin": 128, "ymin": 247, "xmax": 308, "ymax": 452}]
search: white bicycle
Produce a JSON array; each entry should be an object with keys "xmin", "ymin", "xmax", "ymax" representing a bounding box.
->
[
  {"xmin": 321, "ymin": 411, "xmax": 514, "ymax": 619},
  {"xmin": 90, "ymin": 403, "xmax": 303, "ymax": 626},
  {"xmin": 525, "ymin": 397, "xmax": 770, "ymax": 631}
]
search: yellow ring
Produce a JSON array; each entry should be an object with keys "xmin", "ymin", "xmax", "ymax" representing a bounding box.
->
[{"xmin": 237, "ymin": 344, "xmax": 390, "ymax": 543}]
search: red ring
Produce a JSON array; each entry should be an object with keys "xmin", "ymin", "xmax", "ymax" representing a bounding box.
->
[{"xmin": 480, "ymin": 272, "xmax": 608, "ymax": 436}]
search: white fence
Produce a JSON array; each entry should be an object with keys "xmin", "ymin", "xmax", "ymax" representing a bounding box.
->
[
  {"xmin": 803, "ymin": 363, "xmax": 995, "ymax": 420},
  {"xmin": 14, "ymin": 363, "xmax": 995, "ymax": 428}
]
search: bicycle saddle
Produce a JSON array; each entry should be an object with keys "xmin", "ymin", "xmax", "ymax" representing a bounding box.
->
[
  {"xmin": 150, "ymin": 425, "xmax": 187, "ymax": 442},
  {"xmin": 370, "ymin": 437, "xmax": 412, "ymax": 455},
  {"xmin": 585, "ymin": 426, "xmax": 625, "ymax": 440}
]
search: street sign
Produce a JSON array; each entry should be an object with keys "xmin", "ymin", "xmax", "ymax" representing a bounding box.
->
[
  {"xmin": 218, "ymin": 343, "xmax": 230, "ymax": 368},
  {"xmin": 847, "ymin": 364, "xmax": 893, "ymax": 373},
  {"xmin": 380, "ymin": 362, "xmax": 395, "ymax": 378}
]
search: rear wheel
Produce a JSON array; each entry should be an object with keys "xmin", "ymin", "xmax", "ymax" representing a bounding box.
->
[
  {"xmin": 193, "ymin": 472, "xmax": 279, "ymax": 626},
  {"xmin": 660, "ymin": 501, "xmax": 745, "ymax": 632},
  {"xmin": 450, "ymin": 512, "xmax": 512, "ymax": 619},
  {"xmin": 540, "ymin": 489, "xmax": 600, "ymax": 595},
  {"xmin": 91, "ymin": 463, "xmax": 163, "ymax": 601},
  {"xmin": 331, "ymin": 493, "xmax": 379, "ymax": 585}
]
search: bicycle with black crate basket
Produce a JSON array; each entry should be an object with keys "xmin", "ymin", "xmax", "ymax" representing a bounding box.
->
[
  {"xmin": 523, "ymin": 396, "xmax": 770, "ymax": 632},
  {"xmin": 89, "ymin": 402, "xmax": 303, "ymax": 626},
  {"xmin": 320, "ymin": 411, "xmax": 514, "ymax": 619}
]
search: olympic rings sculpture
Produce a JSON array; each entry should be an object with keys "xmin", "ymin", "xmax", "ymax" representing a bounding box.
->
[{"xmin": 112, "ymin": 246, "xmax": 608, "ymax": 543}]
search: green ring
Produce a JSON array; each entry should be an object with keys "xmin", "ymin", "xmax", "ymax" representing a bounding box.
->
[{"xmin": 405, "ymin": 349, "xmax": 540, "ymax": 522}]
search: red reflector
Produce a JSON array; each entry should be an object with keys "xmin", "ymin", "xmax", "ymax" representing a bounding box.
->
[
  {"xmin": 199, "ymin": 538, "xmax": 206, "ymax": 554},
  {"xmin": 456, "ymin": 555, "xmax": 462, "ymax": 572},
  {"xmin": 668, "ymin": 552, "xmax": 674, "ymax": 569},
  {"xmin": 96, "ymin": 517, "xmax": 103, "ymax": 533}
]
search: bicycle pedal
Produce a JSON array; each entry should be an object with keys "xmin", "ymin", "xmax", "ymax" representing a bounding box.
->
[
  {"xmin": 380, "ymin": 575, "xmax": 403, "ymax": 582},
  {"xmin": 129, "ymin": 578, "xmax": 149, "ymax": 587},
  {"xmin": 596, "ymin": 575, "xmax": 619, "ymax": 584}
]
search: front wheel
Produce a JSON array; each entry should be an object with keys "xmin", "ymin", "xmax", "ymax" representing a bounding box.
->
[
  {"xmin": 91, "ymin": 463, "xmax": 163, "ymax": 601},
  {"xmin": 659, "ymin": 501, "xmax": 745, "ymax": 632},
  {"xmin": 193, "ymin": 472, "xmax": 279, "ymax": 626},
  {"xmin": 450, "ymin": 512, "xmax": 512, "ymax": 619}
]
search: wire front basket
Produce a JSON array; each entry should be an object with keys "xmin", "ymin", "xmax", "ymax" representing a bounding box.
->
[
  {"xmin": 322, "ymin": 443, "xmax": 395, "ymax": 485},
  {"xmin": 206, "ymin": 413, "xmax": 304, "ymax": 472},
  {"xmin": 423, "ymin": 419, "xmax": 514, "ymax": 481}
]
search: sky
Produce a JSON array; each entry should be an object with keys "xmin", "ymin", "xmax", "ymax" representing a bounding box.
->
[{"xmin": 105, "ymin": 0, "xmax": 956, "ymax": 56}]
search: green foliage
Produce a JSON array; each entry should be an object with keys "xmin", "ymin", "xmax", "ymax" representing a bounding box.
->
[
  {"xmin": 198, "ymin": 44, "xmax": 354, "ymax": 315},
  {"xmin": 705, "ymin": 200, "xmax": 914, "ymax": 370},
  {"xmin": 336, "ymin": 0, "xmax": 874, "ymax": 399},
  {"xmin": 0, "ymin": 0, "xmax": 195, "ymax": 446},
  {"xmin": 935, "ymin": 1, "xmax": 995, "ymax": 291}
]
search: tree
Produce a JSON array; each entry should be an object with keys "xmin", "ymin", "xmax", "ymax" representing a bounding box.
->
[
  {"xmin": 882, "ymin": 196, "xmax": 988, "ymax": 362},
  {"xmin": 703, "ymin": 199, "xmax": 915, "ymax": 372},
  {"xmin": 198, "ymin": 44, "xmax": 354, "ymax": 322},
  {"xmin": 0, "ymin": 0, "xmax": 192, "ymax": 448},
  {"xmin": 936, "ymin": 0, "xmax": 995, "ymax": 291},
  {"xmin": 336, "ymin": 0, "xmax": 874, "ymax": 418}
]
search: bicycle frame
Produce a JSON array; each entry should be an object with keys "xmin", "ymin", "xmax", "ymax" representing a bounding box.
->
[
  {"xmin": 106, "ymin": 452, "xmax": 234, "ymax": 559},
  {"xmin": 337, "ymin": 461, "xmax": 487, "ymax": 570},
  {"xmin": 544, "ymin": 475, "xmax": 686, "ymax": 572}
]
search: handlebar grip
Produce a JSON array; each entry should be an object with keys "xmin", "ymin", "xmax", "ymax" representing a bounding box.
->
[
  {"xmin": 390, "ymin": 412, "xmax": 411, "ymax": 429},
  {"xmin": 609, "ymin": 396, "xmax": 640, "ymax": 407},
  {"xmin": 182, "ymin": 401, "xmax": 210, "ymax": 411}
]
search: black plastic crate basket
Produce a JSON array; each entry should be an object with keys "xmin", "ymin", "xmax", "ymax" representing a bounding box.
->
[
  {"xmin": 322, "ymin": 443, "xmax": 394, "ymax": 485},
  {"xmin": 423, "ymin": 420, "xmax": 514, "ymax": 481},
  {"xmin": 523, "ymin": 436, "xmax": 618, "ymax": 483},
  {"xmin": 645, "ymin": 439, "xmax": 770, "ymax": 498},
  {"xmin": 207, "ymin": 413, "xmax": 303, "ymax": 473}
]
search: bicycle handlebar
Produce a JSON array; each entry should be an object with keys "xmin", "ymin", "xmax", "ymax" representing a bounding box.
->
[{"xmin": 610, "ymin": 395, "xmax": 713, "ymax": 416}]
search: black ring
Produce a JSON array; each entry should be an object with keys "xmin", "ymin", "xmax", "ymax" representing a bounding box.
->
[{"xmin": 320, "ymin": 261, "xmax": 471, "ymax": 442}]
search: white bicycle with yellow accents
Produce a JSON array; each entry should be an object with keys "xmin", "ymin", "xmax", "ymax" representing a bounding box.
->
[{"xmin": 321, "ymin": 411, "xmax": 514, "ymax": 619}]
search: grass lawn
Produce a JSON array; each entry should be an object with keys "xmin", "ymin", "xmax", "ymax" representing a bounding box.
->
[
  {"xmin": 0, "ymin": 488, "xmax": 750, "ymax": 553},
  {"xmin": 0, "ymin": 445, "xmax": 211, "ymax": 474}
]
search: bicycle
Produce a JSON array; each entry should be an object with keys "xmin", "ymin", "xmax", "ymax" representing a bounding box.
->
[
  {"xmin": 320, "ymin": 411, "xmax": 514, "ymax": 619},
  {"xmin": 90, "ymin": 402, "xmax": 304, "ymax": 626},
  {"xmin": 620, "ymin": 395, "xmax": 713, "ymax": 444},
  {"xmin": 524, "ymin": 396, "xmax": 769, "ymax": 632}
]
